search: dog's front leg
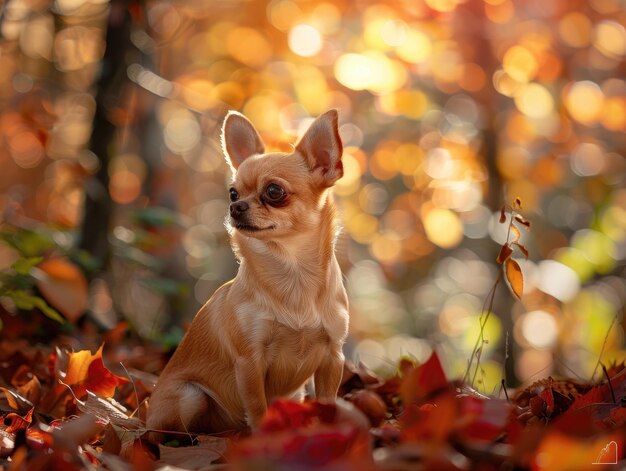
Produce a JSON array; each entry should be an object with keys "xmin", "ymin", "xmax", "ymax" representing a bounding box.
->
[
  {"xmin": 235, "ymin": 356, "xmax": 267, "ymax": 428},
  {"xmin": 314, "ymin": 349, "xmax": 345, "ymax": 400}
]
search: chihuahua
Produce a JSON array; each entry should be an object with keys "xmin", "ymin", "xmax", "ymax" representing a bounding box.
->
[{"xmin": 146, "ymin": 110, "xmax": 349, "ymax": 436}]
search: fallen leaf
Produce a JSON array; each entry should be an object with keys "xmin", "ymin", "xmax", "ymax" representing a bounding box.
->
[
  {"xmin": 61, "ymin": 345, "xmax": 129, "ymax": 399},
  {"xmin": 400, "ymin": 351, "xmax": 449, "ymax": 406},
  {"xmin": 157, "ymin": 439, "xmax": 227, "ymax": 469},
  {"xmin": 505, "ymin": 258, "xmax": 524, "ymax": 300},
  {"xmin": 78, "ymin": 391, "xmax": 144, "ymax": 430},
  {"xmin": 532, "ymin": 431, "xmax": 624, "ymax": 471},
  {"xmin": 17, "ymin": 375, "xmax": 41, "ymax": 407},
  {"xmin": 456, "ymin": 395, "xmax": 512, "ymax": 444},
  {"xmin": 1, "ymin": 387, "xmax": 34, "ymax": 413},
  {"xmin": 32, "ymin": 258, "xmax": 88, "ymax": 323},
  {"xmin": 52, "ymin": 413, "xmax": 105, "ymax": 449},
  {"xmin": 346, "ymin": 390, "xmax": 387, "ymax": 426},
  {"xmin": 4, "ymin": 408, "xmax": 33, "ymax": 433},
  {"xmin": 400, "ymin": 391, "xmax": 457, "ymax": 445}
]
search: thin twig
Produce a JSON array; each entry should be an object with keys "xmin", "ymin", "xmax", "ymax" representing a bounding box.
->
[
  {"xmin": 501, "ymin": 379, "xmax": 509, "ymax": 402},
  {"xmin": 119, "ymin": 361, "xmax": 140, "ymax": 418},
  {"xmin": 602, "ymin": 364, "xmax": 616, "ymax": 404},
  {"xmin": 591, "ymin": 315, "xmax": 618, "ymax": 381}
]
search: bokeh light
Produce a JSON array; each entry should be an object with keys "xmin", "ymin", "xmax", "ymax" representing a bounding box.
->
[{"xmin": 0, "ymin": 0, "xmax": 624, "ymax": 392}]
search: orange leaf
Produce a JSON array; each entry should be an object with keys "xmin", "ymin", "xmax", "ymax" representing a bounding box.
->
[
  {"xmin": 17, "ymin": 376, "xmax": 42, "ymax": 407},
  {"xmin": 505, "ymin": 259, "xmax": 524, "ymax": 300},
  {"xmin": 62, "ymin": 345, "xmax": 128, "ymax": 398},
  {"xmin": 33, "ymin": 258, "xmax": 88, "ymax": 322},
  {"xmin": 4, "ymin": 408, "xmax": 33, "ymax": 433},
  {"xmin": 532, "ymin": 432, "xmax": 624, "ymax": 471},
  {"xmin": 496, "ymin": 244, "xmax": 513, "ymax": 264}
]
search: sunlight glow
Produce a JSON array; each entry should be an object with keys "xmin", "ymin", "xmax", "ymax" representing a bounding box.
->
[
  {"xmin": 522, "ymin": 310, "xmax": 558, "ymax": 349},
  {"xmin": 288, "ymin": 24, "xmax": 323, "ymax": 57}
]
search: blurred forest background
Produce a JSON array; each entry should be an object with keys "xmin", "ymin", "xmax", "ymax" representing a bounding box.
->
[{"xmin": 0, "ymin": 0, "xmax": 625, "ymax": 392}]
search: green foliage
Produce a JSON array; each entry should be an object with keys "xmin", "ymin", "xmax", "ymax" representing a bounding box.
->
[
  {"xmin": 0, "ymin": 226, "xmax": 70, "ymax": 324},
  {"xmin": 131, "ymin": 207, "xmax": 185, "ymax": 229},
  {"xmin": 139, "ymin": 277, "xmax": 189, "ymax": 297},
  {"xmin": 0, "ymin": 260, "xmax": 64, "ymax": 324},
  {"xmin": 1, "ymin": 229, "xmax": 55, "ymax": 257}
]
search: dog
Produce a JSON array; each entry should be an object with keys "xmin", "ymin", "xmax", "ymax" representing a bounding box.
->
[{"xmin": 146, "ymin": 110, "xmax": 349, "ymax": 436}]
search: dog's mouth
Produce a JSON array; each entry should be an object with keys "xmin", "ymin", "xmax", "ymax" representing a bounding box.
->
[{"xmin": 234, "ymin": 222, "xmax": 276, "ymax": 233}]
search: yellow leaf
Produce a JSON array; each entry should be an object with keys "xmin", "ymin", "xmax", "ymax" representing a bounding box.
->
[
  {"xmin": 505, "ymin": 258, "xmax": 524, "ymax": 300},
  {"xmin": 510, "ymin": 224, "xmax": 521, "ymax": 244}
]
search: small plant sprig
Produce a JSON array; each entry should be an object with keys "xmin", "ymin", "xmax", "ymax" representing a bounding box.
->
[
  {"xmin": 464, "ymin": 197, "xmax": 531, "ymax": 388},
  {"xmin": 497, "ymin": 197, "xmax": 531, "ymax": 300}
]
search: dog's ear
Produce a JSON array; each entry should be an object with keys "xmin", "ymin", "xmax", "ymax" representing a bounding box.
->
[
  {"xmin": 296, "ymin": 110, "xmax": 343, "ymax": 186},
  {"xmin": 222, "ymin": 111, "xmax": 265, "ymax": 170}
]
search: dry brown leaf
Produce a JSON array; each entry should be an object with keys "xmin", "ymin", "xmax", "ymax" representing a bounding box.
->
[
  {"xmin": 17, "ymin": 376, "xmax": 41, "ymax": 407},
  {"xmin": 157, "ymin": 438, "xmax": 228, "ymax": 470},
  {"xmin": 52, "ymin": 413, "xmax": 104, "ymax": 449},
  {"xmin": 1, "ymin": 387, "xmax": 34, "ymax": 413},
  {"xmin": 505, "ymin": 258, "xmax": 524, "ymax": 300},
  {"xmin": 78, "ymin": 391, "xmax": 144, "ymax": 430},
  {"xmin": 32, "ymin": 258, "xmax": 88, "ymax": 322}
]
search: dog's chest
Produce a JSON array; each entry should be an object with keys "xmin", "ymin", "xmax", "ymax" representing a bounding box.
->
[
  {"xmin": 263, "ymin": 322, "xmax": 329, "ymax": 394},
  {"xmin": 265, "ymin": 322, "xmax": 328, "ymax": 358}
]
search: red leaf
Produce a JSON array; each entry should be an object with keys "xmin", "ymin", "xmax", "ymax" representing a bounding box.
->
[
  {"xmin": 400, "ymin": 351, "xmax": 449, "ymax": 406},
  {"xmin": 496, "ymin": 244, "xmax": 513, "ymax": 264},
  {"xmin": 258, "ymin": 400, "xmax": 322, "ymax": 433},
  {"xmin": 499, "ymin": 206, "xmax": 507, "ymax": 224},
  {"xmin": 456, "ymin": 396, "xmax": 512, "ymax": 444},
  {"xmin": 234, "ymin": 400, "xmax": 372, "ymax": 470},
  {"xmin": 400, "ymin": 391, "xmax": 457, "ymax": 444}
]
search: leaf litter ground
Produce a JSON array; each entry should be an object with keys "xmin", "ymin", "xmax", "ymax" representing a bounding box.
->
[{"xmin": 1, "ymin": 331, "xmax": 625, "ymax": 471}]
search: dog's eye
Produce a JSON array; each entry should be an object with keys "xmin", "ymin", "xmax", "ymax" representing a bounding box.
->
[
  {"xmin": 265, "ymin": 184, "xmax": 286, "ymax": 202},
  {"xmin": 229, "ymin": 188, "xmax": 239, "ymax": 202}
]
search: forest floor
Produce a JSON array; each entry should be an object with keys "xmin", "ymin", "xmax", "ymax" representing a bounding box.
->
[{"xmin": 0, "ymin": 311, "xmax": 625, "ymax": 471}]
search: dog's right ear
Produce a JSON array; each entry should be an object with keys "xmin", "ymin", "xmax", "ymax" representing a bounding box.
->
[{"xmin": 221, "ymin": 111, "xmax": 265, "ymax": 171}]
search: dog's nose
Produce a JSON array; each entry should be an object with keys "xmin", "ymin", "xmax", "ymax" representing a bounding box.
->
[{"xmin": 230, "ymin": 201, "xmax": 249, "ymax": 218}]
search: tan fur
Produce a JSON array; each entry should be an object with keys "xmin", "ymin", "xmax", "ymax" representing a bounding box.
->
[{"xmin": 146, "ymin": 110, "xmax": 349, "ymax": 436}]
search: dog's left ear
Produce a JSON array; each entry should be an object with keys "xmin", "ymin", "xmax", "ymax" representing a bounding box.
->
[{"xmin": 296, "ymin": 110, "xmax": 343, "ymax": 186}]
